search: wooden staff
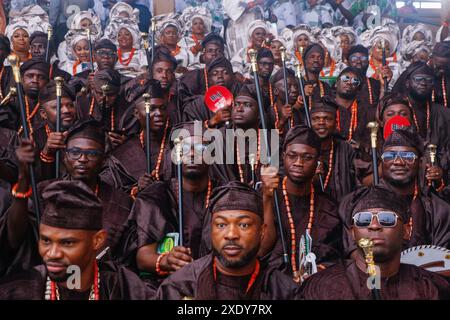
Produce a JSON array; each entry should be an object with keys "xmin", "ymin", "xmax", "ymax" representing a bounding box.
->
[
  {"xmin": 174, "ymin": 137, "xmax": 184, "ymax": 246},
  {"xmin": 367, "ymin": 122, "xmax": 379, "ymax": 185},
  {"xmin": 381, "ymin": 39, "xmax": 389, "ymax": 94},
  {"xmin": 427, "ymin": 144, "xmax": 438, "ymax": 189},
  {"xmin": 45, "ymin": 26, "xmax": 53, "ymax": 64},
  {"xmin": 143, "ymin": 93, "xmax": 152, "ymax": 174},
  {"xmin": 54, "ymin": 77, "xmax": 63, "ymax": 178},
  {"xmin": 8, "ymin": 55, "xmax": 41, "ymax": 223},
  {"xmin": 280, "ymin": 46, "xmax": 291, "ymax": 129},
  {"xmin": 86, "ymin": 28, "xmax": 95, "ymax": 72},
  {"xmin": 358, "ymin": 238, "xmax": 382, "ymax": 300},
  {"xmin": 249, "ymin": 48, "xmax": 288, "ymax": 265}
]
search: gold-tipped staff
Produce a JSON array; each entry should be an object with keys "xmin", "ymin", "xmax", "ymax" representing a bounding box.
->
[
  {"xmin": 358, "ymin": 238, "xmax": 381, "ymax": 300},
  {"xmin": 45, "ymin": 26, "xmax": 53, "ymax": 63},
  {"xmin": 367, "ymin": 122, "xmax": 379, "ymax": 185},
  {"xmin": 427, "ymin": 144, "xmax": 438, "ymax": 189},
  {"xmin": 280, "ymin": 46, "xmax": 292, "ymax": 129},
  {"xmin": 0, "ymin": 87, "xmax": 16, "ymax": 106},
  {"xmin": 143, "ymin": 93, "xmax": 152, "ymax": 174},
  {"xmin": 54, "ymin": 76, "xmax": 64, "ymax": 178},
  {"xmin": 174, "ymin": 137, "xmax": 184, "ymax": 246}
]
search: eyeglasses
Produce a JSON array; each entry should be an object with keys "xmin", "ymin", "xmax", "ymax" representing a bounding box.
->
[
  {"xmin": 381, "ymin": 151, "xmax": 417, "ymax": 164},
  {"xmin": 412, "ymin": 75, "xmax": 434, "ymax": 84},
  {"xmin": 340, "ymin": 74, "xmax": 361, "ymax": 86},
  {"xmin": 65, "ymin": 148, "xmax": 103, "ymax": 161},
  {"xmin": 285, "ymin": 152, "xmax": 317, "ymax": 163},
  {"xmin": 95, "ymin": 49, "xmax": 117, "ymax": 58},
  {"xmin": 353, "ymin": 211, "xmax": 401, "ymax": 228},
  {"xmin": 349, "ymin": 55, "xmax": 368, "ymax": 62},
  {"xmin": 258, "ymin": 61, "xmax": 274, "ymax": 68},
  {"xmin": 181, "ymin": 143, "xmax": 208, "ymax": 155}
]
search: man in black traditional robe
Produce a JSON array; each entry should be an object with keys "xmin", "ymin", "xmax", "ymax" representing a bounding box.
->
[
  {"xmin": 156, "ymin": 181, "xmax": 301, "ymax": 300},
  {"xmin": 178, "ymin": 33, "xmax": 226, "ymax": 108},
  {"xmin": 267, "ymin": 125, "xmax": 342, "ymax": 283},
  {"xmin": 339, "ymin": 128, "xmax": 450, "ymax": 261},
  {"xmin": 0, "ymin": 35, "xmax": 14, "ymax": 129},
  {"xmin": 113, "ymin": 80, "xmax": 173, "ymax": 189},
  {"xmin": 347, "ymin": 45, "xmax": 381, "ymax": 107},
  {"xmin": 430, "ymin": 41, "xmax": 450, "ymax": 108},
  {"xmin": 0, "ymin": 180, "xmax": 151, "ymax": 300},
  {"xmin": 310, "ymin": 96, "xmax": 360, "ymax": 202},
  {"xmin": 121, "ymin": 121, "xmax": 220, "ymax": 293},
  {"xmin": 182, "ymin": 56, "xmax": 241, "ymax": 127},
  {"xmin": 300, "ymin": 186, "xmax": 450, "ymax": 300},
  {"xmin": 0, "ymin": 120, "xmax": 134, "ymax": 277},
  {"xmin": 392, "ymin": 61, "xmax": 449, "ymax": 150},
  {"xmin": 29, "ymin": 31, "xmax": 71, "ymax": 82},
  {"xmin": 0, "ymin": 127, "xmax": 19, "ymax": 190}
]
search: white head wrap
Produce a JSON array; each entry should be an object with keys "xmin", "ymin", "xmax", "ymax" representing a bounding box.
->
[
  {"xmin": 5, "ymin": 5, "xmax": 50, "ymax": 43},
  {"xmin": 331, "ymin": 26, "xmax": 358, "ymax": 46},
  {"xmin": 360, "ymin": 25, "xmax": 399, "ymax": 55},
  {"xmin": 154, "ymin": 13, "xmax": 183, "ymax": 41},
  {"xmin": 69, "ymin": 10, "xmax": 102, "ymax": 38},
  {"xmin": 246, "ymin": 20, "xmax": 270, "ymax": 41},
  {"xmin": 104, "ymin": 19, "xmax": 141, "ymax": 49},
  {"xmin": 109, "ymin": 2, "xmax": 140, "ymax": 25},
  {"xmin": 400, "ymin": 40, "xmax": 432, "ymax": 62},
  {"xmin": 292, "ymin": 24, "xmax": 313, "ymax": 45},
  {"xmin": 180, "ymin": 6, "xmax": 212, "ymax": 36},
  {"xmin": 402, "ymin": 23, "xmax": 432, "ymax": 46}
]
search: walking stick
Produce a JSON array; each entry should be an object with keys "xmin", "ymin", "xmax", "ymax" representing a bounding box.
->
[
  {"xmin": 249, "ymin": 49, "xmax": 288, "ymax": 265},
  {"xmin": 381, "ymin": 39, "xmax": 389, "ymax": 94},
  {"xmin": 54, "ymin": 77, "xmax": 63, "ymax": 178},
  {"xmin": 427, "ymin": 144, "xmax": 438, "ymax": 189},
  {"xmin": 280, "ymin": 46, "xmax": 292, "ymax": 129},
  {"xmin": 8, "ymin": 55, "xmax": 41, "ymax": 223},
  {"xmin": 367, "ymin": 122, "xmax": 379, "ymax": 185},
  {"xmin": 143, "ymin": 93, "xmax": 152, "ymax": 174},
  {"xmin": 174, "ymin": 137, "xmax": 184, "ymax": 246},
  {"xmin": 358, "ymin": 238, "xmax": 382, "ymax": 300},
  {"xmin": 150, "ymin": 17, "xmax": 156, "ymax": 66},
  {"xmin": 86, "ymin": 28, "xmax": 95, "ymax": 72},
  {"xmin": 45, "ymin": 26, "xmax": 53, "ymax": 64}
]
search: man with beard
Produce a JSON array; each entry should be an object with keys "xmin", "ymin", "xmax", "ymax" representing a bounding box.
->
[
  {"xmin": 2, "ymin": 59, "xmax": 50, "ymax": 132},
  {"xmin": 429, "ymin": 41, "xmax": 450, "ymax": 108},
  {"xmin": 269, "ymin": 67, "xmax": 300, "ymax": 132},
  {"xmin": 0, "ymin": 179, "xmax": 151, "ymax": 300},
  {"xmin": 35, "ymin": 80, "xmax": 78, "ymax": 180},
  {"xmin": 29, "ymin": 31, "xmax": 71, "ymax": 82},
  {"xmin": 299, "ymin": 44, "xmax": 332, "ymax": 111},
  {"xmin": 300, "ymin": 185, "xmax": 450, "ymax": 300},
  {"xmin": 339, "ymin": 128, "xmax": 450, "ymax": 261},
  {"xmin": 0, "ymin": 120, "xmax": 134, "ymax": 276},
  {"xmin": 125, "ymin": 47, "xmax": 179, "ymax": 125},
  {"xmin": 121, "ymin": 121, "xmax": 220, "ymax": 294},
  {"xmin": 267, "ymin": 125, "xmax": 342, "ymax": 283},
  {"xmin": 392, "ymin": 61, "xmax": 449, "ymax": 149},
  {"xmin": 334, "ymin": 66, "xmax": 374, "ymax": 151},
  {"xmin": 182, "ymin": 56, "xmax": 241, "ymax": 127},
  {"xmin": 112, "ymin": 80, "xmax": 172, "ymax": 188},
  {"xmin": 155, "ymin": 181, "xmax": 301, "ymax": 300},
  {"xmin": 347, "ymin": 45, "xmax": 382, "ymax": 107},
  {"xmin": 310, "ymin": 96, "xmax": 360, "ymax": 201},
  {"xmin": 178, "ymin": 33, "xmax": 226, "ymax": 108}
]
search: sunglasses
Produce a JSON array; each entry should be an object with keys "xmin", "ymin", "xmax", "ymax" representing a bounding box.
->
[
  {"xmin": 95, "ymin": 49, "xmax": 117, "ymax": 58},
  {"xmin": 349, "ymin": 55, "xmax": 368, "ymax": 62},
  {"xmin": 65, "ymin": 148, "xmax": 103, "ymax": 161},
  {"xmin": 381, "ymin": 151, "xmax": 417, "ymax": 164},
  {"xmin": 412, "ymin": 75, "xmax": 434, "ymax": 84},
  {"xmin": 181, "ymin": 143, "xmax": 208, "ymax": 155},
  {"xmin": 353, "ymin": 211, "xmax": 401, "ymax": 228},
  {"xmin": 340, "ymin": 74, "xmax": 361, "ymax": 86}
]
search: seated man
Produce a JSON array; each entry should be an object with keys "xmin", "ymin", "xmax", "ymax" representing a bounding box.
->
[
  {"xmin": 155, "ymin": 181, "xmax": 300, "ymax": 300},
  {"xmin": 0, "ymin": 180, "xmax": 151, "ymax": 300},
  {"xmin": 300, "ymin": 186, "xmax": 450, "ymax": 300}
]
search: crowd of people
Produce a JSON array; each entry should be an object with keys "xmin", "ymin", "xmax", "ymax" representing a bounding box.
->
[{"xmin": 0, "ymin": 0, "xmax": 449, "ymax": 300}]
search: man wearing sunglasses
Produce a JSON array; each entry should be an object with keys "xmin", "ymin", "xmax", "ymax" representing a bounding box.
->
[
  {"xmin": 301, "ymin": 186, "xmax": 449, "ymax": 299},
  {"xmin": 392, "ymin": 62, "xmax": 449, "ymax": 150},
  {"xmin": 335, "ymin": 67, "xmax": 375, "ymax": 150},
  {"xmin": 339, "ymin": 128, "xmax": 450, "ymax": 262},
  {"xmin": 347, "ymin": 44, "xmax": 382, "ymax": 106},
  {"xmin": 127, "ymin": 121, "xmax": 220, "ymax": 294},
  {"xmin": 1, "ymin": 119, "xmax": 135, "ymax": 276}
]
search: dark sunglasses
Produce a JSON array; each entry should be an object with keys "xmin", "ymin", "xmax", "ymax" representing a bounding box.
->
[
  {"xmin": 349, "ymin": 55, "xmax": 368, "ymax": 62},
  {"xmin": 65, "ymin": 148, "xmax": 103, "ymax": 161},
  {"xmin": 353, "ymin": 211, "xmax": 401, "ymax": 228},
  {"xmin": 412, "ymin": 75, "xmax": 434, "ymax": 84},
  {"xmin": 381, "ymin": 151, "xmax": 417, "ymax": 164},
  {"xmin": 340, "ymin": 74, "xmax": 361, "ymax": 86}
]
